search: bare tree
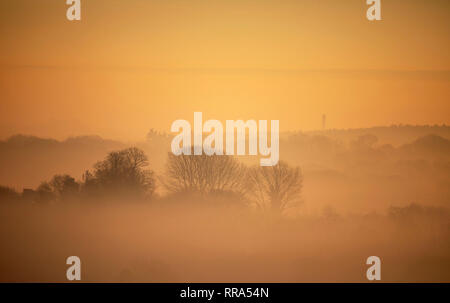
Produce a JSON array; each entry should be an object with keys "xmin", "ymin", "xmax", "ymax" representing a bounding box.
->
[
  {"xmin": 162, "ymin": 151, "xmax": 248, "ymax": 197},
  {"xmin": 247, "ymin": 161, "xmax": 302, "ymax": 214}
]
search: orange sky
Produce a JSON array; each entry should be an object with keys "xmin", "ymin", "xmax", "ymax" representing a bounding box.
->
[{"xmin": 0, "ymin": 0, "xmax": 449, "ymax": 140}]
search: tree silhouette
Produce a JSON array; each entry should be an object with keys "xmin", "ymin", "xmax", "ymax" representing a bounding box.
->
[
  {"xmin": 36, "ymin": 182, "xmax": 55, "ymax": 203},
  {"xmin": 89, "ymin": 147, "xmax": 155, "ymax": 198},
  {"xmin": 49, "ymin": 174, "xmax": 79, "ymax": 200},
  {"xmin": 162, "ymin": 150, "xmax": 248, "ymax": 197},
  {"xmin": 247, "ymin": 161, "xmax": 302, "ymax": 214}
]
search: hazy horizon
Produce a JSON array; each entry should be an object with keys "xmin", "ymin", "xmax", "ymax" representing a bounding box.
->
[{"xmin": 1, "ymin": 0, "xmax": 449, "ymax": 140}]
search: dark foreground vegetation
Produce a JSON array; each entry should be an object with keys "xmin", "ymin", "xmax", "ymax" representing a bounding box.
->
[{"xmin": 0, "ymin": 146, "xmax": 303, "ymax": 214}]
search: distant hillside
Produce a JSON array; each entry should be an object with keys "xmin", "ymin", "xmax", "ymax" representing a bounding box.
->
[
  {"xmin": 399, "ymin": 134, "xmax": 450, "ymax": 159},
  {"xmin": 0, "ymin": 135, "xmax": 125, "ymax": 189},
  {"xmin": 1, "ymin": 126, "xmax": 449, "ymax": 191},
  {"xmin": 302, "ymin": 125, "xmax": 450, "ymax": 147}
]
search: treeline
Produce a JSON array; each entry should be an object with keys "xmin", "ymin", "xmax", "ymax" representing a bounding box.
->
[{"xmin": 0, "ymin": 147, "xmax": 302, "ymax": 214}]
